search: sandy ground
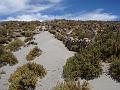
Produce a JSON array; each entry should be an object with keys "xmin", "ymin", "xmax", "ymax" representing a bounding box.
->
[
  {"xmin": 89, "ymin": 63, "xmax": 120, "ymax": 90},
  {"xmin": 33, "ymin": 31, "xmax": 75, "ymax": 90}
]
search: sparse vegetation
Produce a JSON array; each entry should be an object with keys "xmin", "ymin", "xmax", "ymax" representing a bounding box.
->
[
  {"xmin": 63, "ymin": 53, "xmax": 102, "ymax": 81},
  {"xmin": 0, "ymin": 36, "xmax": 8, "ymax": 44},
  {"xmin": 63, "ymin": 22, "xmax": 120, "ymax": 81},
  {"xmin": 9, "ymin": 62, "xmax": 47, "ymax": 90},
  {"xmin": 0, "ymin": 45, "xmax": 18, "ymax": 67},
  {"xmin": 109, "ymin": 58, "xmax": 120, "ymax": 82},
  {"xmin": 0, "ymin": 20, "xmax": 120, "ymax": 90},
  {"xmin": 48, "ymin": 20, "xmax": 120, "ymax": 52},
  {"xmin": 26, "ymin": 46, "xmax": 41, "ymax": 61},
  {"xmin": 53, "ymin": 81, "xmax": 90, "ymax": 90},
  {"xmin": 6, "ymin": 39, "xmax": 25, "ymax": 51},
  {"xmin": 0, "ymin": 52, "xmax": 18, "ymax": 67},
  {"xmin": 21, "ymin": 31, "xmax": 34, "ymax": 37}
]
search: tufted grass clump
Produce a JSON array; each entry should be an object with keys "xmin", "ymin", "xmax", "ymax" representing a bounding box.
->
[
  {"xmin": 9, "ymin": 62, "xmax": 47, "ymax": 90},
  {"xmin": 109, "ymin": 58, "xmax": 120, "ymax": 82},
  {"xmin": 0, "ymin": 52, "xmax": 18, "ymax": 67},
  {"xmin": 26, "ymin": 46, "xmax": 42, "ymax": 61},
  {"xmin": 53, "ymin": 81, "xmax": 90, "ymax": 90},
  {"xmin": 21, "ymin": 31, "xmax": 34, "ymax": 37},
  {"xmin": 0, "ymin": 45, "xmax": 18, "ymax": 67},
  {"xmin": 63, "ymin": 54, "xmax": 102, "ymax": 81},
  {"xmin": 6, "ymin": 39, "xmax": 25, "ymax": 51}
]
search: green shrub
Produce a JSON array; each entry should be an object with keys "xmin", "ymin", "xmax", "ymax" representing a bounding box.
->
[
  {"xmin": 63, "ymin": 57, "xmax": 81, "ymax": 81},
  {"xmin": 0, "ymin": 45, "xmax": 5, "ymax": 55},
  {"xmin": 6, "ymin": 39, "xmax": 25, "ymax": 51},
  {"xmin": 53, "ymin": 81, "xmax": 90, "ymax": 90},
  {"xmin": 109, "ymin": 58, "xmax": 120, "ymax": 82},
  {"xmin": 9, "ymin": 62, "xmax": 47, "ymax": 90},
  {"xmin": 0, "ymin": 36, "xmax": 8, "ymax": 44},
  {"xmin": 9, "ymin": 71, "xmax": 38, "ymax": 90},
  {"xmin": 0, "ymin": 29, "xmax": 8, "ymax": 36},
  {"xmin": 0, "ymin": 52, "xmax": 18, "ymax": 67},
  {"xmin": 78, "ymin": 60, "xmax": 102, "ymax": 80},
  {"xmin": 22, "ymin": 31, "xmax": 34, "ymax": 37},
  {"xmin": 63, "ymin": 56, "xmax": 102, "ymax": 81},
  {"xmin": 26, "ymin": 46, "xmax": 41, "ymax": 61}
]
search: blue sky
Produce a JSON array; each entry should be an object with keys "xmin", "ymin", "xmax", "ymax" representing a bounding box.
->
[{"xmin": 0, "ymin": 0, "xmax": 119, "ymax": 21}]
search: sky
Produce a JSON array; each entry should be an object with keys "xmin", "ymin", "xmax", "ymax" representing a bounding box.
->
[{"xmin": 0, "ymin": 0, "xmax": 119, "ymax": 21}]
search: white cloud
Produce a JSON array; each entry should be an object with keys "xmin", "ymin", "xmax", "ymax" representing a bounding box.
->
[
  {"xmin": 5, "ymin": 13, "xmax": 67, "ymax": 21},
  {"xmin": 7, "ymin": 14, "xmax": 37, "ymax": 21},
  {"xmin": 73, "ymin": 9, "xmax": 118, "ymax": 21},
  {"xmin": 4, "ymin": 9, "xmax": 118, "ymax": 21},
  {"xmin": 0, "ymin": 0, "xmax": 61, "ymax": 15},
  {"xmin": 29, "ymin": 0, "xmax": 62, "ymax": 3},
  {"xmin": 47, "ymin": 0, "xmax": 62, "ymax": 3},
  {"xmin": 25, "ymin": 4, "xmax": 53, "ymax": 13},
  {"xmin": 0, "ymin": 0, "xmax": 28, "ymax": 15}
]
